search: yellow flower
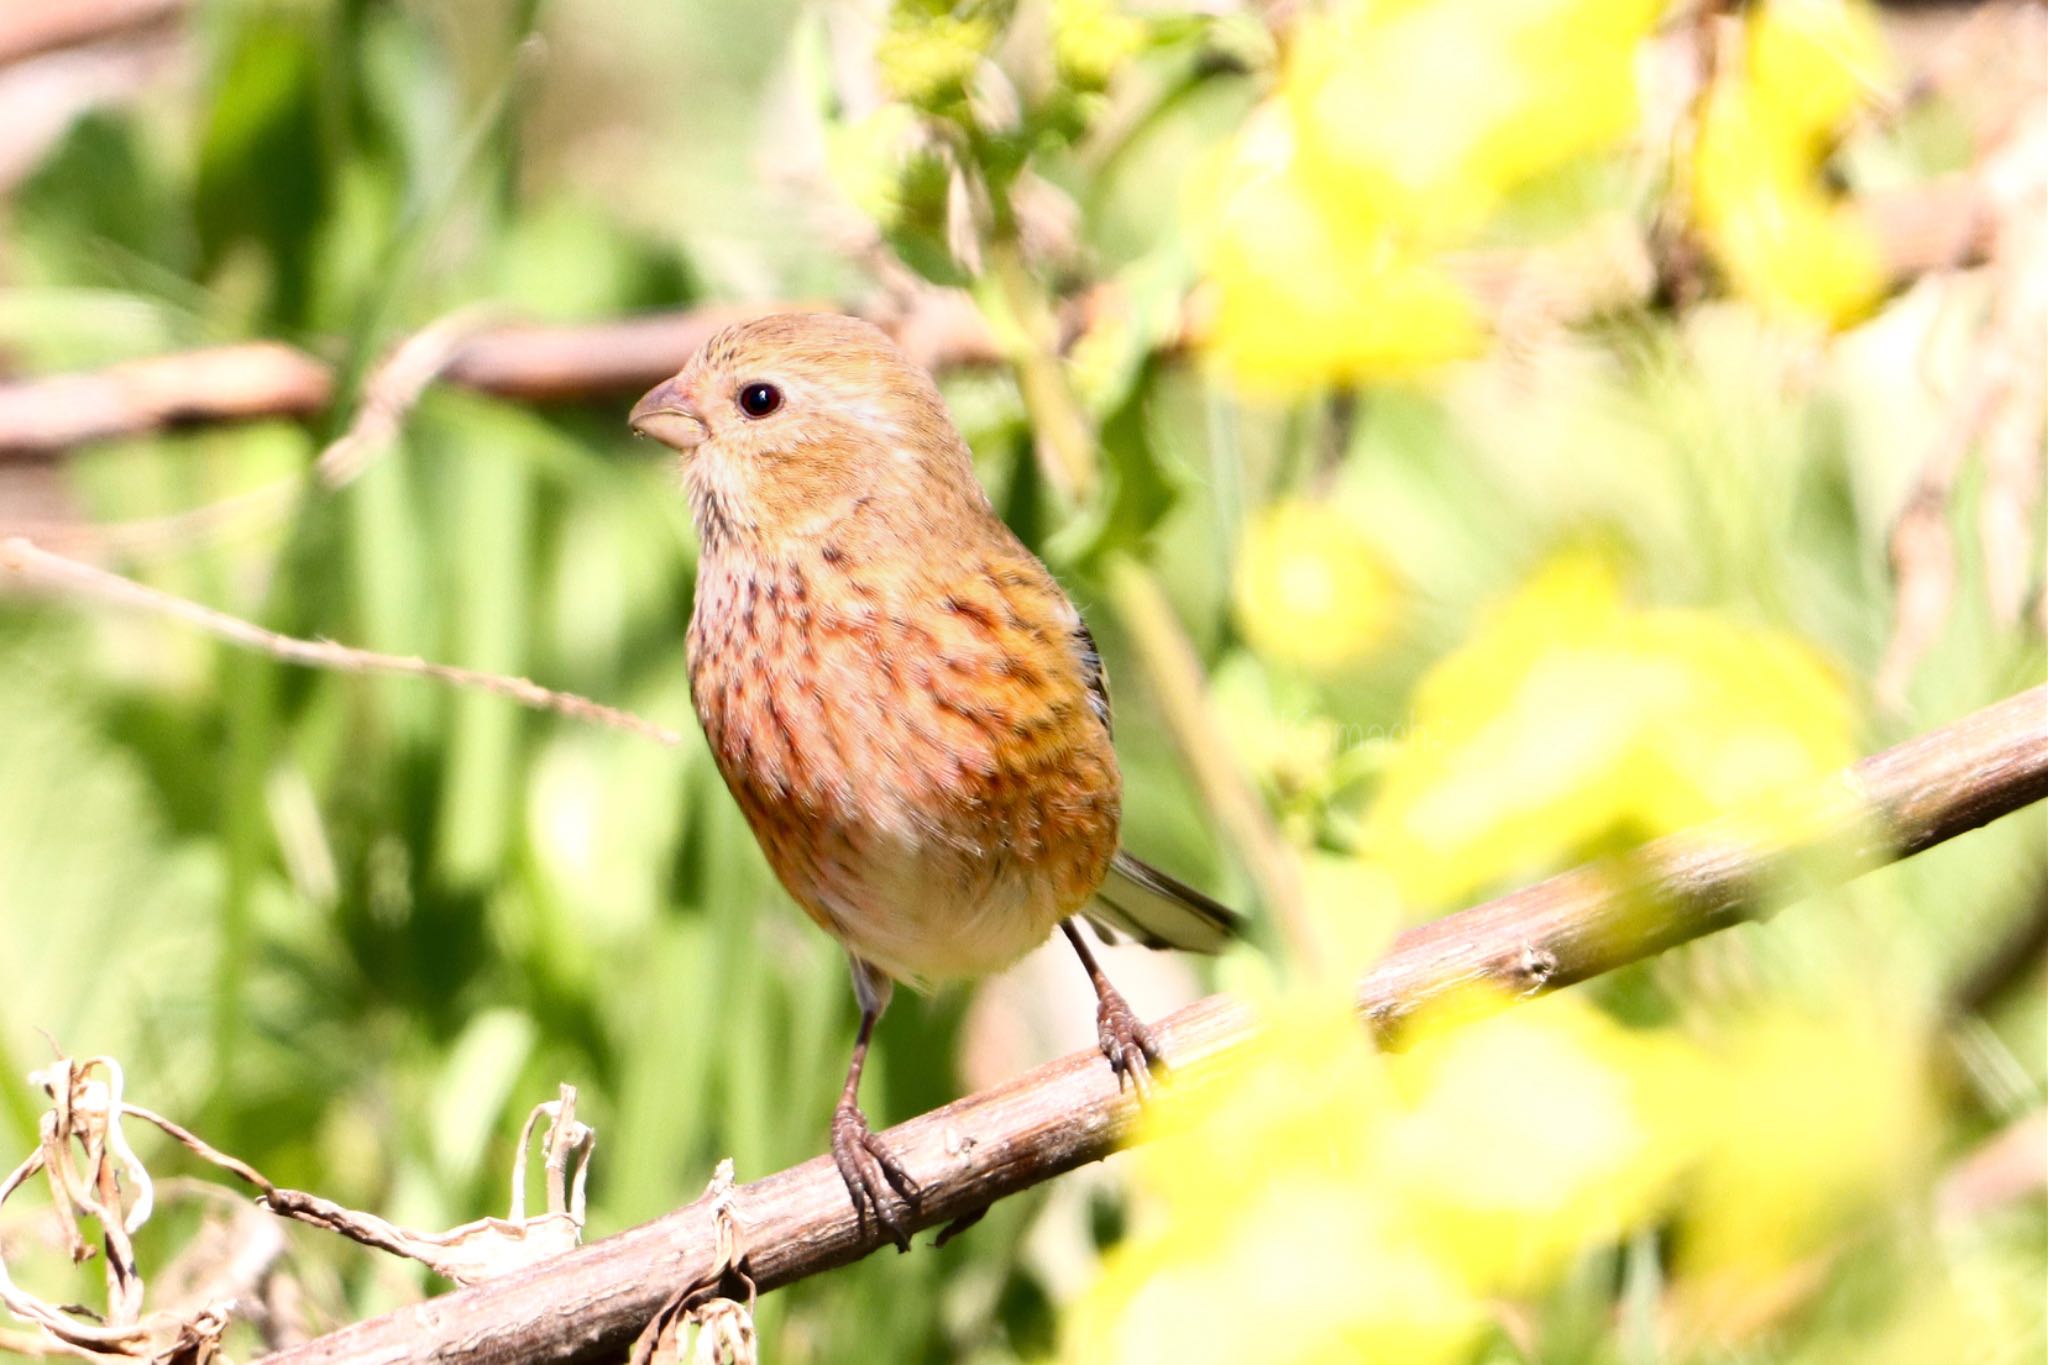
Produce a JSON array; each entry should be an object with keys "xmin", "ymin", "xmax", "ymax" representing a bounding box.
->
[
  {"xmin": 1385, "ymin": 993, "xmax": 1697, "ymax": 1295},
  {"xmin": 1287, "ymin": 0, "xmax": 1660, "ymax": 240},
  {"xmin": 1299, "ymin": 850, "xmax": 1404, "ymax": 975},
  {"xmin": 1064, "ymin": 992, "xmax": 1692, "ymax": 1362},
  {"xmin": 1064, "ymin": 1181, "xmax": 1486, "ymax": 1365},
  {"xmin": 1362, "ymin": 555, "xmax": 1855, "ymax": 907},
  {"xmin": 826, "ymin": 103, "xmax": 925, "ymax": 229},
  {"xmin": 1692, "ymin": 0, "xmax": 1890, "ymax": 326},
  {"xmin": 1672, "ymin": 1002, "xmax": 1937, "ymax": 1335},
  {"xmin": 1197, "ymin": 0, "xmax": 1660, "ymax": 391},
  {"xmin": 1747, "ymin": 0, "xmax": 1886, "ymax": 138},
  {"xmin": 1063, "ymin": 998, "xmax": 1483, "ymax": 1365},
  {"xmin": 877, "ymin": 7, "xmax": 996, "ymax": 108},
  {"xmin": 1231, "ymin": 497, "xmax": 1402, "ymax": 671},
  {"xmin": 1052, "ymin": 0, "xmax": 1147, "ymax": 91}
]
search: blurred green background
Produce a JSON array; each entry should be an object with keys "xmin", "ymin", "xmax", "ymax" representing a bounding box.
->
[{"xmin": 0, "ymin": 0, "xmax": 2042, "ymax": 1361}]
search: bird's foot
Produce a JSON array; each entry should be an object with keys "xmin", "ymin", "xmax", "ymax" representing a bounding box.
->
[
  {"xmin": 831, "ymin": 1100, "xmax": 921, "ymax": 1252},
  {"xmin": 1095, "ymin": 988, "xmax": 1165, "ymax": 1101}
]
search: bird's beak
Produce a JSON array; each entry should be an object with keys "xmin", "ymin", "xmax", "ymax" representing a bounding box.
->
[{"xmin": 629, "ymin": 378, "xmax": 708, "ymax": 451}]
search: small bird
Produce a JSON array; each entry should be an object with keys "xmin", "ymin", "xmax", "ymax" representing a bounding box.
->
[{"xmin": 630, "ymin": 312, "xmax": 1240, "ymax": 1246}]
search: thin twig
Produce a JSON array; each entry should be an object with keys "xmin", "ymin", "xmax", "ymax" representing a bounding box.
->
[
  {"xmin": 6, "ymin": 307, "xmax": 502, "ymax": 560},
  {"xmin": 0, "ymin": 0, "xmax": 187, "ymax": 69},
  {"xmin": 253, "ymin": 685, "xmax": 2048, "ymax": 1365},
  {"xmin": 0, "ymin": 537, "xmax": 683, "ymax": 747},
  {"xmin": 1101, "ymin": 554, "xmax": 1325, "ymax": 963},
  {"xmin": 310, "ymin": 306, "xmax": 505, "ymax": 489}
]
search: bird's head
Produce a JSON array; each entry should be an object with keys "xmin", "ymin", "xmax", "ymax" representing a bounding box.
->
[{"xmin": 631, "ymin": 312, "xmax": 987, "ymax": 552}]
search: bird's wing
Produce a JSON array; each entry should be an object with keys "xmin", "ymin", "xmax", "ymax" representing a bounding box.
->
[
  {"xmin": 1088, "ymin": 850, "xmax": 1244, "ymax": 954},
  {"xmin": 927, "ymin": 545, "xmax": 1243, "ymax": 953}
]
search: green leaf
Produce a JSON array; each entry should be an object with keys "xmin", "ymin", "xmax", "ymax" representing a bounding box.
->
[
  {"xmin": 195, "ymin": 9, "xmax": 331, "ymax": 325},
  {"xmin": 1052, "ymin": 354, "xmax": 1179, "ymax": 568},
  {"xmin": 429, "ymin": 1006, "xmax": 538, "ymax": 1188},
  {"xmin": 12, "ymin": 112, "xmax": 192, "ymax": 291}
]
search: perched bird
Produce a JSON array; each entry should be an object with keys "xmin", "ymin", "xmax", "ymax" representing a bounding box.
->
[{"xmin": 630, "ymin": 312, "xmax": 1240, "ymax": 1245}]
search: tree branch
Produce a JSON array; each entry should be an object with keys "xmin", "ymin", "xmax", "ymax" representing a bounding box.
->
[
  {"xmin": 0, "ymin": 306, "xmax": 818, "ymax": 462},
  {"xmin": 255, "ymin": 684, "xmax": 2048, "ymax": 1365},
  {"xmin": 0, "ymin": 0, "xmax": 186, "ymax": 69},
  {"xmin": 0, "ymin": 178, "xmax": 1992, "ymax": 463}
]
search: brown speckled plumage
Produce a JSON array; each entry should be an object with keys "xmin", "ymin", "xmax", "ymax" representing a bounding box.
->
[
  {"xmin": 631, "ymin": 312, "xmax": 1239, "ymax": 1244},
  {"xmin": 689, "ymin": 537, "xmax": 1121, "ymax": 984}
]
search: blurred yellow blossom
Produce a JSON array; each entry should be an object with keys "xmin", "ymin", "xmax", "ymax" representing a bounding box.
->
[
  {"xmin": 1200, "ymin": 143, "xmax": 1484, "ymax": 388},
  {"xmin": 826, "ymin": 103, "xmax": 926, "ymax": 229},
  {"xmin": 1062, "ymin": 997, "xmax": 1480, "ymax": 1365},
  {"xmin": 1673, "ymin": 1001, "xmax": 1938, "ymax": 1335},
  {"xmin": 1386, "ymin": 992, "xmax": 1697, "ymax": 1294},
  {"xmin": 1299, "ymin": 850, "xmax": 1404, "ymax": 974},
  {"xmin": 1064, "ymin": 991, "xmax": 1693, "ymax": 1362},
  {"xmin": 1232, "ymin": 497, "xmax": 1402, "ymax": 672},
  {"xmin": 877, "ymin": 5, "xmax": 997, "ymax": 107},
  {"xmin": 1052, "ymin": 0, "xmax": 1147, "ymax": 91},
  {"xmin": 1197, "ymin": 0, "xmax": 1661, "ymax": 391},
  {"xmin": 1746, "ymin": 0, "xmax": 1885, "ymax": 131},
  {"xmin": 1287, "ymin": 0, "xmax": 1661, "ymax": 239},
  {"xmin": 1063, "ymin": 1179, "xmax": 1487, "ymax": 1364},
  {"xmin": 1692, "ymin": 0, "xmax": 1891, "ymax": 326},
  {"xmin": 1362, "ymin": 555, "xmax": 1855, "ymax": 907}
]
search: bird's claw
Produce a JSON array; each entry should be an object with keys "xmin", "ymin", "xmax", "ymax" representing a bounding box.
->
[
  {"xmin": 1096, "ymin": 990, "xmax": 1165, "ymax": 1101},
  {"xmin": 831, "ymin": 1101, "xmax": 920, "ymax": 1251}
]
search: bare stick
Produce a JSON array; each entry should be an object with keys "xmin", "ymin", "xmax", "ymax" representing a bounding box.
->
[
  {"xmin": 0, "ymin": 0, "xmax": 187, "ymax": 68},
  {"xmin": 8, "ymin": 308, "xmax": 502, "ymax": 559},
  {"xmin": 0, "ymin": 537, "xmax": 683, "ymax": 748},
  {"xmin": 1103, "ymin": 553, "xmax": 1323, "ymax": 962},
  {"xmin": 0, "ymin": 178, "xmax": 1993, "ymax": 463},
  {"xmin": 255, "ymin": 684, "xmax": 2048, "ymax": 1365},
  {"xmin": 0, "ymin": 305, "xmax": 828, "ymax": 463}
]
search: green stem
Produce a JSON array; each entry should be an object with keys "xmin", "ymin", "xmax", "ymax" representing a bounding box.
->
[
  {"xmin": 1102, "ymin": 554, "xmax": 1325, "ymax": 963},
  {"xmin": 981, "ymin": 252, "xmax": 1326, "ymax": 963},
  {"xmin": 981, "ymin": 247, "xmax": 1100, "ymax": 504}
]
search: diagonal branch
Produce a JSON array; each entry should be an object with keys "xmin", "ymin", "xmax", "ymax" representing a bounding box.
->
[{"xmin": 255, "ymin": 684, "xmax": 2048, "ymax": 1365}]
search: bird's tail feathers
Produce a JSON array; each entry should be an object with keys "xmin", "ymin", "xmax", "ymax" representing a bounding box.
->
[{"xmin": 1087, "ymin": 850, "xmax": 1243, "ymax": 955}]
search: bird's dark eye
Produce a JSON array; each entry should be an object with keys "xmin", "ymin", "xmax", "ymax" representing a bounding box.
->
[{"xmin": 738, "ymin": 382, "xmax": 782, "ymax": 418}]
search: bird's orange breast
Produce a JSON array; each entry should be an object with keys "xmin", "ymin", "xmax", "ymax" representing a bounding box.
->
[{"xmin": 687, "ymin": 535, "xmax": 1121, "ymax": 984}]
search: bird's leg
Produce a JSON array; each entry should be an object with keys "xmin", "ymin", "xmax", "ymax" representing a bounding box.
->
[
  {"xmin": 1060, "ymin": 920, "xmax": 1165, "ymax": 1100},
  {"xmin": 831, "ymin": 961, "xmax": 921, "ymax": 1251}
]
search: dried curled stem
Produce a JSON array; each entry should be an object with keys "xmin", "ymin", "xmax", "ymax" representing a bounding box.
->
[{"xmin": 0, "ymin": 1066, "xmax": 598, "ymax": 1357}]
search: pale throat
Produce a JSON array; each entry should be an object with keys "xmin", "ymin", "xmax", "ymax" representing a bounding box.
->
[{"xmin": 692, "ymin": 438, "xmax": 987, "ymax": 560}]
